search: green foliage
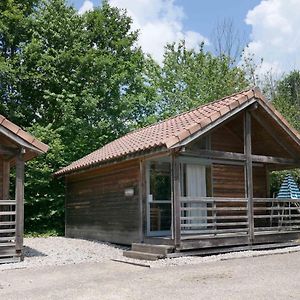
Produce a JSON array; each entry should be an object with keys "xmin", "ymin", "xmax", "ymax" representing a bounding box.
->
[
  {"xmin": 0, "ymin": 0, "xmax": 250, "ymax": 234},
  {"xmin": 0, "ymin": 0, "xmax": 154, "ymax": 234},
  {"xmin": 269, "ymin": 71, "xmax": 300, "ymax": 196},
  {"xmin": 273, "ymin": 70, "xmax": 300, "ymax": 131},
  {"xmin": 145, "ymin": 42, "xmax": 248, "ymax": 119}
]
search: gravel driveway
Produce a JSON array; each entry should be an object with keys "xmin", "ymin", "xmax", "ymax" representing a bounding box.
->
[{"xmin": 1, "ymin": 237, "xmax": 300, "ymax": 271}]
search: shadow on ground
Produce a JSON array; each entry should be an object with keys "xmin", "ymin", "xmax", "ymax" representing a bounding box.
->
[{"xmin": 23, "ymin": 246, "xmax": 47, "ymax": 257}]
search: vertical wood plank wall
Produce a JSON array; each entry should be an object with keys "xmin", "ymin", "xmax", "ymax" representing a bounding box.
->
[
  {"xmin": 211, "ymin": 118, "xmax": 267, "ymax": 199},
  {"xmin": 65, "ymin": 159, "xmax": 142, "ymax": 245}
]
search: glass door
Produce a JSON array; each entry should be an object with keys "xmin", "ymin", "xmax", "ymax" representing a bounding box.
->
[{"xmin": 146, "ymin": 160, "xmax": 172, "ymax": 236}]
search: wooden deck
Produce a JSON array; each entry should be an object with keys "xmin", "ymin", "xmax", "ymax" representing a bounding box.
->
[
  {"xmin": 142, "ymin": 197, "xmax": 300, "ymax": 251},
  {"xmin": 0, "ymin": 200, "xmax": 21, "ymax": 263},
  {"xmin": 177, "ymin": 197, "xmax": 300, "ymax": 250}
]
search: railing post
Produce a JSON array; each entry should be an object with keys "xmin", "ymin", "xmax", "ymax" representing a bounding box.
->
[
  {"xmin": 244, "ymin": 111, "xmax": 254, "ymax": 244},
  {"xmin": 15, "ymin": 150, "xmax": 25, "ymax": 260},
  {"xmin": 171, "ymin": 151, "xmax": 181, "ymax": 247}
]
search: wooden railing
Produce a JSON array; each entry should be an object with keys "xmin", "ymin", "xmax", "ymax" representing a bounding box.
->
[
  {"xmin": 180, "ymin": 197, "xmax": 300, "ymax": 239},
  {"xmin": 0, "ymin": 200, "xmax": 16, "ymax": 243},
  {"xmin": 253, "ymin": 198, "xmax": 300, "ymax": 233}
]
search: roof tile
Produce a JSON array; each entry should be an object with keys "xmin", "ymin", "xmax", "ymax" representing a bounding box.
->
[{"xmin": 56, "ymin": 88, "xmax": 284, "ymax": 176}]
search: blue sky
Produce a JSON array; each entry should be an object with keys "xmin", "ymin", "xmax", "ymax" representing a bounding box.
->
[
  {"xmin": 68, "ymin": 0, "xmax": 300, "ymax": 74},
  {"xmin": 69, "ymin": 0, "xmax": 260, "ymax": 40}
]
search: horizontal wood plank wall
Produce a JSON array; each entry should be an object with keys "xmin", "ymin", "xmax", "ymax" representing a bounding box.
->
[
  {"xmin": 212, "ymin": 164, "xmax": 245, "ymax": 198},
  {"xmin": 65, "ymin": 159, "xmax": 141, "ymax": 245},
  {"xmin": 212, "ymin": 165, "xmax": 267, "ymax": 198}
]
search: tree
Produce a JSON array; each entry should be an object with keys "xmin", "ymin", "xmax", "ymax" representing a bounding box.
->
[
  {"xmin": 0, "ymin": 0, "xmax": 155, "ymax": 233},
  {"xmin": 145, "ymin": 41, "xmax": 248, "ymax": 119},
  {"xmin": 273, "ymin": 70, "xmax": 300, "ymax": 131},
  {"xmin": 211, "ymin": 18, "xmax": 246, "ymax": 63},
  {"xmin": 268, "ymin": 71, "xmax": 300, "ymax": 196}
]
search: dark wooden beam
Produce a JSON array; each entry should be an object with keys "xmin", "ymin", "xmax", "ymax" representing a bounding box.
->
[
  {"xmin": 251, "ymin": 154, "xmax": 300, "ymax": 165},
  {"xmin": 138, "ymin": 159, "xmax": 145, "ymax": 243},
  {"xmin": 181, "ymin": 149, "xmax": 300, "ymax": 166},
  {"xmin": 244, "ymin": 111, "xmax": 254, "ymax": 245},
  {"xmin": 15, "ymin": 151, "xmax": 25, "ymax": 260},
  {"xmin": 171, "ymin": 151, "xmax": 181, "ymax": 247},
  {"xmin": 181, "ymin": 149, "xmax": 246, "ymax": 161}
]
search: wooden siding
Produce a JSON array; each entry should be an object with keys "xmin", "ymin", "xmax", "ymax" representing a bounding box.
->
[
  {"xmin": 65, "ymin": 159, "xmax": 141, "ymax": 245},
  {"xmin": 212, "ymin": 164, "xmax": 245, "ymax": 198},
  {"xmin": 211, "ymin": 116, "xmax": 244, "ymax": 154},
  {"xmin": 212, "ymin": 164, "xmax": 267, "ymax": 198}
]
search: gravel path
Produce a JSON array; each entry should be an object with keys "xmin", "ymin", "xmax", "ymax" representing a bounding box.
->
[
  {"xmin": 1, "ymin": 237, "xmax": 300, "ymax": 271},
  {"xmin": 0, "ymin": 237, "xmax": 127, "ymax": 270}
]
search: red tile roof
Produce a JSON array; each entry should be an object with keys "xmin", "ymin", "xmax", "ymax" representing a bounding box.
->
[
  {"xmin": 55, "ymin": 87, "xmax": 300, "ymax": 176},
  {"xmin": 0, "ymin": 115, "xmax": 49, "ymax": 155}
]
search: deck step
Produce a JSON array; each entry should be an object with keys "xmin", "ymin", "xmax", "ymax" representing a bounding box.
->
[
  {"xmin": 0, "ymin": 257, "xmax": 20, "ymax": 264},
  {"xmin": 0, "ymin": 246, "xmax": 17, "ymax": 257},
  {"xmin": 131, "ymin": 243, "xmax": 174, "ymax": 255},
  {"xmin": 167, "ymin": 241, "xmax": 300, "ymax": 258},
  {"xmin": 123, "ymin": 250, "xmax": 164, "ymax": 261}
]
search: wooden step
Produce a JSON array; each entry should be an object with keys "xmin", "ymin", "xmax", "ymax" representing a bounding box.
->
[
  {"xmin": 132, "ymin": 243, "xmax": 174, "ymax": 255},
  {"xmin": 0, "ymin": 247, "xmax": 17, "ymax": 257},
  {"xmin": 0, "ymin": 257, "xmax": 20, "ymax": 264},
  {"xmin": 123, "ymin": 250, "xmax": 163, "ymax": 261}
]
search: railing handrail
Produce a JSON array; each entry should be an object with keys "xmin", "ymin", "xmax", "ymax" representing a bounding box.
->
[
  {"xmin": 180, "ymin": 196, "xmax": 247, "ymax": 203},
  {"xmin": 180, "ymin": 196, "xmax": 300, "ymax": 204},
  {"xmin": 254, "ymin": 198, "xmax": 300, "ymax": 203}
]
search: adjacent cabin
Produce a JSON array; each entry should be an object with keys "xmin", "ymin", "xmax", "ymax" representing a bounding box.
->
[
  {"xmin": 56, "ymin": 88, "xmax": 300, "ymax": 259},
  {"xmin": 0, "ymin": 116, "xmax": 48, "ymax": 263}
]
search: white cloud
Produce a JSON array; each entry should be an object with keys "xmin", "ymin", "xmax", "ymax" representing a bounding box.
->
[
  {"xmin": 245, "ymin": 0, "xmax": 300, "ymax": 74},
  {"xmin": 108, "ymin": 0, "xmax": 209, "ymax": 63},
  {"xmin": 78, "ymin": 0, "xmax": 94, "ymax": 15}
]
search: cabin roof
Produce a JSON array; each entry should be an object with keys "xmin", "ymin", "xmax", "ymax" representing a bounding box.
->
[
  {"xmin": 0, "ymin": 115, "xmax": 49, "ymax": 159},
  {"xmin": 55, "ymin": 87, "xmax": 300, "ymax": 176}
]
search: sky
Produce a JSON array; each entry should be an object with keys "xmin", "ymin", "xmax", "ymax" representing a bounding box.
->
[{"xmin": 68, "ymin": 0, "xmax": 300, "ymax": 75}]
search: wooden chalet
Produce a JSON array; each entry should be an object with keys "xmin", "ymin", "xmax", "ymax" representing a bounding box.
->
[
  {"xmin": 0, "ymin": 116, "xmax": 48, "ymax": 263},
  {"xmin": 56, "ymin": 88, "xmax": 300, "ymax": 260}
]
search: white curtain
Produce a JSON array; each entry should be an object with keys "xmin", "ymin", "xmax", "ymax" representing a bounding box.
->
[{"xmin": 186, "ymin": 164, "xmax": 207, "ymax": 228}]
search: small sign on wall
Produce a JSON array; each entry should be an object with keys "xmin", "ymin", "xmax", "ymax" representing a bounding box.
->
[{"xmin": 124, "ymin": 187, "xmax": 134, "ymax": 197}]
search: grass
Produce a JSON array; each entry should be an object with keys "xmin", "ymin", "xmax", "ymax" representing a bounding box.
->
[{"xmin": 24, "ymin": 229, "xmax": 63, "ymax": 238}]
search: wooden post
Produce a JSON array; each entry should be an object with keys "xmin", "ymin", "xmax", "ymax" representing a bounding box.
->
[
  {"xmin": 244, "ymin": 111, "xmax": 254, "ymax": 244},
  {"xmin": 2, "ymin": 160, "xmax": 10, "ymax": 200},
  {"xmin": 138, "ymin": 159, "xmax": 145, "ymax": 243},
  {"xmin": 15, "ymin": 151, "xmax": 25, "ymax": 259},
  {"xmin": 171, "ymin": 152, "xmax": 181, "ymax": 247}
]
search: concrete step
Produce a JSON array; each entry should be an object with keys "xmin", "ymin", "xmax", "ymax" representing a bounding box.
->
[
  {"xmin": 123, "ymin": 250, "xmax": 163, "ymax": 261},
  {"xmin": 132, "ymin": 243, "xmax": 174, "ymax": 255}
]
